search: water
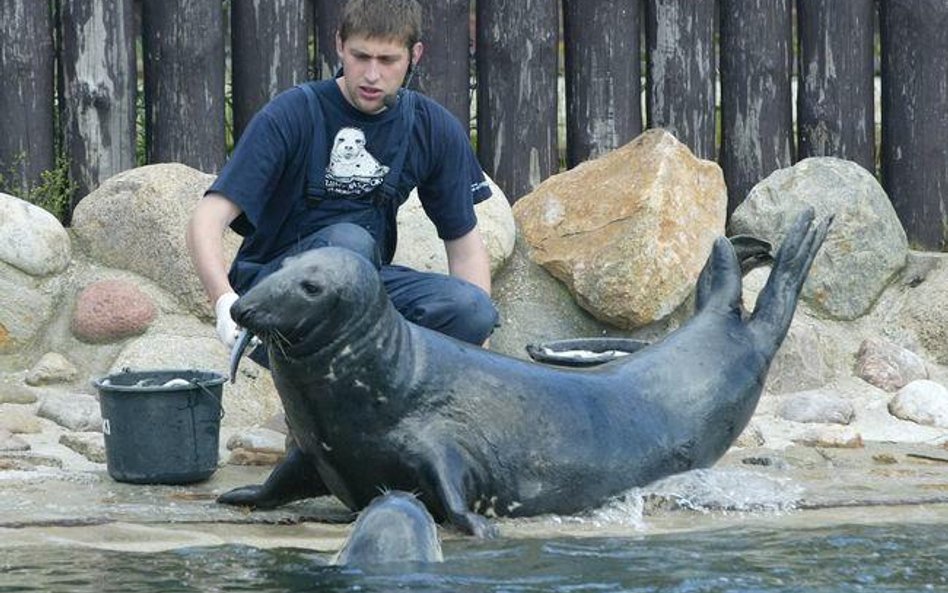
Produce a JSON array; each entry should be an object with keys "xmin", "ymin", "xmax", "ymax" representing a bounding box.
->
[{"xmin": 2, "ymin": 522, "xmax": 946, "ymax": 593}]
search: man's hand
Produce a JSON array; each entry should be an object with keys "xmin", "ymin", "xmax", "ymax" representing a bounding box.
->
[{"xmin": 215, "ymin": 292, "xmax": 241, "ymax": 348}]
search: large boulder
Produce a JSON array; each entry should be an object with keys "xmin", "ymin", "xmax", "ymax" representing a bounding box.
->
[
  {"xmin": 393, "ymin": 173, "xmax": 516, "ymax": 275},
  {"xmin": 512, "ymin": 129, "xmax": 727, "ymax": 329},
  {"xmin": 0, "ymin": 194, "xmax": 68, "ymax": 357},
  {"xmin": 899, "ymin": 255, "xmax": 948, "ymax": 364},
  {"xmin": 0, "ymin": 192, "xmax": 71, "ymax": 276},
  {"xmin": 0, "ymin": 263, "xmax": 57, "ymax": 356},
  {"xmin": 70, "ymin": 164, "xmax": 241, "ymax": 318},
  {"xmin": 730, "ymin": 157, "xmax": 908, "ymax": 320}
]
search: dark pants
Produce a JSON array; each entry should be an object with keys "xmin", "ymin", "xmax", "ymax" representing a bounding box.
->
[{"xmin": 245, "ymin": 223, "xmax": 498, "ymax": 368}]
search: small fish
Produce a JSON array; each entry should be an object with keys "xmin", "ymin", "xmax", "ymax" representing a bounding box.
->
[{"xmin": 229, "ymin": 328, "xmax": 255, "ymax": 383}]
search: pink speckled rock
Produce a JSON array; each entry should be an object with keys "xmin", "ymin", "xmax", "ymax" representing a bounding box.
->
[{"xmin": 71, "ymin": 280, "xmax": 157, "ymax": 343}]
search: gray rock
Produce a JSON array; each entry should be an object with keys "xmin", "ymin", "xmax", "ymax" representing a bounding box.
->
[
  {"xmin": 765, "ymin": 315, "xmax": 833, "ymax": 394},
  {"xmin": 59, "ymin": 432, "xmax": 106, "ymax": 463},
  {"xmin": 70, "ymin": 164, "xmax": 239, "ymax": 319},
  {"xmin": 25, "ymin": 352, "xmax": 79, "ymax": 386},
  {"xmin": 261, "ymin": 411, "xmax": 288, "ymax": 434},
  {"xmin": 225, "ymin": 427, "xmax": 286, "ymax": 453},
  {"xmin": 37, "ymin": 392, "xmax": 102, "ymax": 432},
  {"xmin": 888, "ymin": 380, "xmax": 948, "ymax": 428},
  {"xmin": 855, "ymin": 337, "xmax": 929, "ymax": 392},
  {"xmin": 0, "ymin": 404, "xmax": 41, "ymax": 433},
  {"xmin": 393, "ymin": 173, "xmax": 516, "ymax": 276},
  {"xmin": 899, "ymin": 260, "xmax": 948, "ymax": 365},
  {"xmin": 792, "ymin": 426, "xmax": 864, "ymax": 448},
  {"xmin": 777, "ymin": 390, "xmax": 855, "ymax": 425},
  {"xmin": 733, "ymin": 421, "xmax": 766, "ymax": 448},
  {"xmin": 0, "ymin": 262, "xmax": 57, "ymax": 355},
  {"xmin": 0, "ymin": 428, "xmax": 30, "ymax": 451},
  {"xmin": 0, "ymin": 192, "xmax": 71, "ymax": 276},
  {"xmin": 730, "ymin": 157, "xmax": 908, "ymax": 320},
  {"xmin": 0, "ymin": 375, "xmax": 39, "ymax": 404}
]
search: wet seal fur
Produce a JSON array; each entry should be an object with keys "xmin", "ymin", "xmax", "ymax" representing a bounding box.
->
[
  {"xmin": 332, "ymin": 490, "xmax": 442, "ymax": 566},
  {"xmin": 226, "ymin": 208, "xmax": 830, "ymax": 537}
]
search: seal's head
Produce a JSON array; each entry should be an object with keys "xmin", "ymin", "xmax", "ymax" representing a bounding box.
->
[
  {"xmin": 332, "ymin": 490, "xmax": 443, "ymax": 566},
  {"xmin": 232, "ymin": 247, "xmax": 386, "ymax": 358}
]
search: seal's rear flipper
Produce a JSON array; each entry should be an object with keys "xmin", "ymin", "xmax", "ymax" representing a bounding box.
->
[
  {"xmin": 694, "ymin": 236, "xmax": 744, "ymax": 315},
  {"xmin": 749, "ymin": 207, "xmax": 832, "ymax": 349}
]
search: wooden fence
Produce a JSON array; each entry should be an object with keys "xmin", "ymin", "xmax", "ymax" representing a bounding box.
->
[{"xmin": 1, "ymin": 0, "xmax": 946, "ymax": 250}]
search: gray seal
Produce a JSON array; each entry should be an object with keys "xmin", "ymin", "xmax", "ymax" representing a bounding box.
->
[
  {"xmin": 224, "ymin": 208, "xmax": 830, "ymax": 537},
  {"xmin": 332, "ymin": 490, "xmax": 443, "ymax": 566}
]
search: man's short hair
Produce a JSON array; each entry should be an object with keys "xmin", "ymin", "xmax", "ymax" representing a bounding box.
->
[{"xmin": 339, "ymin": 0, "xmax": 422, "ymax": 49}]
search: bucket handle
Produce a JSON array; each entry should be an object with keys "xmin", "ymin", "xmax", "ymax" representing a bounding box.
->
[{"xmin": 186, "ymin": 379, "xmax": 226, "ymax": 421}]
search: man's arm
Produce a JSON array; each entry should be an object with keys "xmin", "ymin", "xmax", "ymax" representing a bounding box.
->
[
  {"xmin": 444, "ymin": 226, "xmax": 491, "ymax": 296},
  {"xmin": 186, "ymin": 192, "xmax": 243, "ymax": 305}
]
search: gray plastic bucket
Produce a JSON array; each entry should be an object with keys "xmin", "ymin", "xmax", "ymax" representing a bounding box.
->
[{"xmin": 93, "ymin": 369, "xmax": 225, "ymax": 484}]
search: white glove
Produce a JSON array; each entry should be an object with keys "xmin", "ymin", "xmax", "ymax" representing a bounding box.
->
[{"xmin": 215, "ymin": 292, "xmax": 241, "ymax": 348}]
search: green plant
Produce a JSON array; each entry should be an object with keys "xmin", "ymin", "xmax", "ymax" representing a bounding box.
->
[
  {"xmin": 28, "ymin": 154, "xmax": 76, "ymax": 221},
  {"xmin": 0, "ymin": 152, "xmax": 76, "ymax": 222}
]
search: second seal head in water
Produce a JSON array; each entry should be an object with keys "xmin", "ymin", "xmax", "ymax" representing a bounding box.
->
[
  {"xmin": 332, "ymin": 490, "xmax": 443, "ymax": 566},
  {"xmin": 223, "ymin": 208, "xmax": 831, "ymax": 537}
]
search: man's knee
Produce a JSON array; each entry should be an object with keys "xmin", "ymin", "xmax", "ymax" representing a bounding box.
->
[
  {"xmin": 313, "ymin": 223, "xmax": 380, "ymax": 268},
  {"xmin": 416, "ymin": 281, "xmax": 498, "ymax": 346},
  {"xmin": 460, "ymin": 288, "xmax": 499, "ymax": 345}
]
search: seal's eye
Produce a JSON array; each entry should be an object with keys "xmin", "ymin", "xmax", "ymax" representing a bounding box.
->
[{"xmin": 301, "ymin": 280, "xmax": 323, "ymax": 296}]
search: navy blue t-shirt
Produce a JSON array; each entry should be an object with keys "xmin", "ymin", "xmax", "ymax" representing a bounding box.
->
[{"xmin": 208, "ymin": 79, "xmax": 491, "ymax": 291}]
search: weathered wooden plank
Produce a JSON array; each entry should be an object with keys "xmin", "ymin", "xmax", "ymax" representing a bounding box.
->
[
  {"xmin": 232, "ymin": 0, "xmax": 310, "ymax": 141},
  {"xmin": 476, "ymin": 0, "xmax": 559, "ymax": 203},
  {"xmin": 645, "ymin": 0, "xmax": 716, "ymax": 161},
  {"xmin": 416, "ymin": 0, "xmax": 470, "ymax": 131},
  {"xmin": 142, "ymin": 0, "xmax": 225, "ymax": 172},
  {"xmin": 719, "ymin": 0, "xmax": 794, "ymax": 214},
  {"xmin": 61, "ymin": 0, "xmax": 137, "ymax": 213},
  {"xmin": 563, "ymin": 0, "xmax": 642, "ymax": 168},
  {"xmin": 881, "ymin": 0, "xmax": 948, "ymax": 251},
  {"xmin": 797, "ymin": 0, "xmax": 875, "ymax": 173},
  {"xmin": 0, "ymin": 0, "xmax": 55, "ymax": 197},
  {"xmin": 314, "ymin": 0, "xmax": 345, "ymax": 79}
]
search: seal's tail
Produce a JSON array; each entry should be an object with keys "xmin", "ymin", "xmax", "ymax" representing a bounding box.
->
[{"xmin": 747, "ymin": 207, "xmax": 832, "ymax": 350}]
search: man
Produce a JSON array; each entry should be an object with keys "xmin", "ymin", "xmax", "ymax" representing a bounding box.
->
[
  {"xmin": 187, "ymin": 0, "xmax": 497, "ymax": 508},
  {"xmin": 188, "ymin": 0, "xmax": 496, "ymax": 355}
]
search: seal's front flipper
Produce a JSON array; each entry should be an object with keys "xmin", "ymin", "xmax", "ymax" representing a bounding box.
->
[
  {"xmin": 217, "ymin": 445, "xmax": 329, "ymax": 509},
  {"xmin": 421, "ymin": 446, "xmax": 497, "ymax": 538}
]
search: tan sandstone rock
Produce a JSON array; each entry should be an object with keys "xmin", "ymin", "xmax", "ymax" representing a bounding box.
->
[{"xmin": 512, "ymin": 129, "xmax": 727, "ymax": 329}]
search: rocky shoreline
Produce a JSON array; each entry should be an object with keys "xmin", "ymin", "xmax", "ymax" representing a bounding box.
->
[{"xmin": 2, "ymin": 144, "xmax": 947, "ymax": 550}]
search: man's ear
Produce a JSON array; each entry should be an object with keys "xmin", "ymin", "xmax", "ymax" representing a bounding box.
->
[
  {"xmin": 411, "ymin": 42, "xmax": 424, "ymax": 67},
  {"xmin": 336, "ymin": 32, "xmax": 344, "ymax": 60}
]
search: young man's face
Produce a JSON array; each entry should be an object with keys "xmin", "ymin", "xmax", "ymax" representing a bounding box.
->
[{"xmin": 336, "ymin": 33, "xmax": 423, "ymax": 114}]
